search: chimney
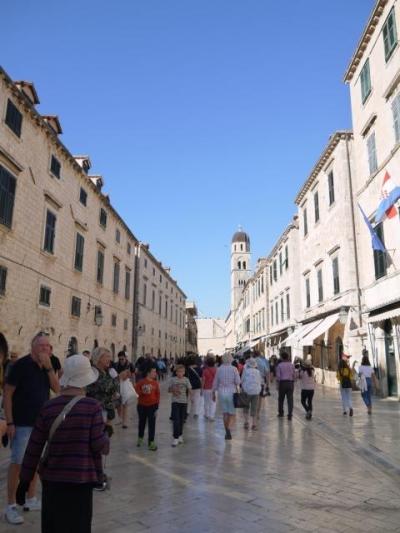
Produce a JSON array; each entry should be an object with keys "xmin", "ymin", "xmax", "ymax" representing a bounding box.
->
[
  {"xmin": 74, "ymin": 155, "xmax": 92, "ymax": 174},
  {"xmin": 15, "ymin": 81, "xmax": 40, "ymax": 106},
  {"xmin": 89, "ymin": 175, "xmax": 104, "ymax": 191},
  {"xmin": 42, "ymin": 115, "xmax": 63, "ymax": 135}
]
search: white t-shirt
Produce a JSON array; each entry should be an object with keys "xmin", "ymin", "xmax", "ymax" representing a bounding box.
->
[{"xmin": 359, "ymin": 365, "xmax": 374, "ymax": 378}]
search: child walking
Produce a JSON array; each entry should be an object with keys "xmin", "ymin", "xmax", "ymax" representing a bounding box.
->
[
  {"xmin": 168, "ymin": 364, "xmax": 192, "ymax": 447},
  {"xmin": 298, "ymin": 359, "xmax": 315, "ymax": 419},
  {"xmin": 135, "ymin": 366, "xmax": 160, "ymax": 451}
]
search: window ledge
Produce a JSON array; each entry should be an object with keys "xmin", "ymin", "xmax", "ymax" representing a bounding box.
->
[{"xmin": 40, "ymin": 250, "xmax": 56, "ymax": 260}]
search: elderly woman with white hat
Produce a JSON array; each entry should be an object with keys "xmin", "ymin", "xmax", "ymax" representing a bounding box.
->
[{"xmin": 17, "ymin": 354, "xmax": 109, "ymax": 533}]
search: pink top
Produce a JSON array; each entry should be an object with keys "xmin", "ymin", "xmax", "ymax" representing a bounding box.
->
[
  {"xmin": 298, "ymin": 369, "xmax": 315, "ymax": 390},
  {"xmin": 202, "ymin": 367, "xmax": 217, "ymax": 390}
]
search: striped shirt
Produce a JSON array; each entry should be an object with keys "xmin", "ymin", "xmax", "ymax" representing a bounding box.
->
[
  {"xmin": 212, "ymin": 364, "xmax": 240, "ymax": 394},
  {"xmin": 20, "ymin": 395, "xmax": 109, "ymax": 485}
]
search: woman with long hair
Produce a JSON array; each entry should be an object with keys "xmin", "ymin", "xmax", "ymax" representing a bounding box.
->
[
  {"xmin": 298, "ymin": 359, "xmax": 316, "ymax": 420},
  {"xmin": 358, "ymin": 354, "xmax": 378, "ymax": 414}
]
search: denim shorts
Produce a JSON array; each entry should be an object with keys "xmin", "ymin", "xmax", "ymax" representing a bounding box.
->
[
  {"xmin": 219, "ymin": 392, "xmax": 235, "ymax": 415},
  {"xmin": 11, "ymin": 426, "xmax": 33, "ymax": 464}
]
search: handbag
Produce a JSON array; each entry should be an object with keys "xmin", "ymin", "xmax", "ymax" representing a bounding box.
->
[
  {"xmin": 120, "ymin": 379, "xmax": 138, "ymax": 405},
  {"xmin": 40, "ymin": 395, "xmax": 83, "ymax": 467},
  {"xmin": 233, "ymin": 391, "xmax": 250, "ymax": 408}
]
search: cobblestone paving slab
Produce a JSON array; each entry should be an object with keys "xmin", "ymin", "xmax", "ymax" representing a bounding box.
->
[{"xmin": 1, "ymin": 383, "xmax": 400, "ymax": 532}]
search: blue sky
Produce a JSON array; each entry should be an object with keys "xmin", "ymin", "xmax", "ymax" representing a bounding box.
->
[{"xmin": 1, "ymin": 0, "xmax": 375, "ymax": 318}]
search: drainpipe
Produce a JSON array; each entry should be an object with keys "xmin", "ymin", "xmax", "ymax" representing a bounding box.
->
[
  {"xmin": 131, "ymin": 243, "xmax": 141, "ymax": 362},
  {"xmin": 345, "ymin": 137, "xmax": 363, "ymax": 328}
]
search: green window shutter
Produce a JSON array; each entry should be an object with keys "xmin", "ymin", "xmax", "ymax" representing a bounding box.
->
[
  {"xmin": 392, "ymin": 93, "xmax": 400, "ymax": 143},
  {"xmin": 383, "ymin": 8, "xmax": 398, "ymax": 61},
  {"xmin": 367, "ymin": 133, "xmax": 378, "ymax": 174},
  {"xmin": 360, "ymin": 59, "xmax": 371, "ymax": 103}
]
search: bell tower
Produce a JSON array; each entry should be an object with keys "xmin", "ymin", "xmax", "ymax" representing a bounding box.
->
[{"xmin": 231, "ymin": 227, "xmax": 251, "ymax": 311}]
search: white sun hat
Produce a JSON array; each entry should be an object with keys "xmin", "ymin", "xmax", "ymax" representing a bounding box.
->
[{"xmin": 60, "ymin": 354, "xmax": 99, "ymax": 388}]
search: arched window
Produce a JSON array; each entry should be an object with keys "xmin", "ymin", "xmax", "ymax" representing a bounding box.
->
[
  {"xmin": 67, "ymin": 336, "xmax": 78, "ymax": 357},
  {"xmin": 240, "ymin": 244, "xmax": 243, "ymax": 251},
  {"xmin": 110, "ymin": 343, "xmax": 115, "ymax": 361},
  {"xmin": 243, "ymin": 261, "xmax": 246, "ymax": 269},
  {"xmin": 142, "ymin": 345, "xmax": 145, "ymax": 355},
  {"xmin": 237, "ymin": 261, "xmax": 241, "ymax": 269},
  {"xmin": 234, "ymin": 245, "xmax": 236, "ymax": 251},
  {"xmin": 93, "ymin": 339, "xmax": 99, "ymax": 349}
]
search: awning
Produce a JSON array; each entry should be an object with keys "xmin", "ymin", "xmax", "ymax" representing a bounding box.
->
[
  {"xmin": 301, "ymin": 313, "xmax": 340, "ymax": 346},
  {"xmin": 283, "ymin": 320, "xmax": 324, "ymax": 348},
  {"xmin": 368, "ymin": 307, "xmax": 400, "ymax": 323}
]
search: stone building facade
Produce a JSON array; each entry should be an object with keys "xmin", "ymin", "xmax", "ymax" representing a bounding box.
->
[
  {"xmin": 185, "ymin": 301, "xmax": 198, "ymax": 355},
  {"xmin": 344, "ymin": 0, "xmax": 400, "ymax": 397},
  {"xmin": 292, "ymin": 132, "xmax": 363, "ymax": 386},
  {"xmin": 130, "ymin": 244, "xmax": 186, "ymax": 361},
  {"xmin": 196, "ymin": 318, "xmax": 226, "ymax": 356},
  {"xmin": 267, "ymin": 216, "xmax": 301, "ymax": 358},
  {"xmin": 0, "ymin": 67, "xmax": 186, "ymax": 361}
]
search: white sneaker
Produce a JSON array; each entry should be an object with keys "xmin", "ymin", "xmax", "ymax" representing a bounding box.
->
[
  {"xmin": 178, "ymin": 436, "xmax": 184, "ymax": 444},
  {"xmin": 5, "ymin": 505, "xmax": 24, "ymax": 524},
  {"xmin": 171, "ymin": 439, "xmax": 179, "ymax": 447},
  {"xmin": 23, "ymin": 497, "xmax": 41, "ymax": 512}
]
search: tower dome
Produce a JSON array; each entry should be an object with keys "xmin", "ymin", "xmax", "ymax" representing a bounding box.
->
[{"xmin": 231, "ymin": 231, "xmax": 250, "ymax": 244}]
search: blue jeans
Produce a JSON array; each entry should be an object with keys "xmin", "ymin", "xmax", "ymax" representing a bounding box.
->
[
  {"xmin": 361, "ymin": 377, "xmax": 372, "ymax": 407},
  {"xmin": 10, "ymin": 426, "xmax": 33, "ymax": 464},
  {"xmin": 340, "ymin": 387, "xmax": 352, "ymax": 412}
]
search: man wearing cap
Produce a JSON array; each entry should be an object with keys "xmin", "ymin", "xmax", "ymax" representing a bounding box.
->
[
  {"xmin": 18, "ymin": 354, "xmax": 109, "ymax": 533},
  {"xmin": 3, "ymin": 332, "xmax": 60, "ymax": 525}
]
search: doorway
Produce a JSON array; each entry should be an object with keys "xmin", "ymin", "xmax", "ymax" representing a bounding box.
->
[{"xmin": 384, "ymin": 320, "xmax": 398, "ymax": 396}]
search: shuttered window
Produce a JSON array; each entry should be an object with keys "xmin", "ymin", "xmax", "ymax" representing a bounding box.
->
[
  {"xmin": 0, "ymin": 265, "xmax": 7, "ymax": 295},
  {"xmin": 332, "ymin": 257, "xmax": 340, "ymax": 295},
  {"xmin": 328, "ymin": 171, "xmax": 335, "ymax": 205},
  {"xmin": 113, "ymin": 261, "xmax": 120, "ymax": 293},
  {"xmin": 50, "ymin": 155, "xmax": 61, "ymax": 179},
  {"xmin": 367, "ymin": 132, "xmax": 378, "ymax": 175},
  {"xmin": 317, "ymin": 269, "xmax": 323, "ymax": 302},
  {"xmin": 74, "ymin": 233, "xmax": 85, "ymax": 271},
  {"xmin": 5, "ymin": 100, "xmax": 22, "ymax": 137},
  {"xmin": 39, "ymin": 286, "xmax": 51, "ymax": 306},
  {"xmin": 79, "ymin": 187, "xmax": 87, "ymax": 206},
  {"xmin": 392, "ymin": 93, "xmax": 400, "ymax": 143},
  {"xmin": 314, "ymin": 191, "xmax": 320, "ymax": 223},
  {"xmin": 43, "ymin": 210, "xmax": 56, "ymax": 253},
  {"xmin": 97, "ymin": 249, "xmax": 104, "ymax": 284},
  {"xmin": 383, "ymin": 8, "xmax": 397, "ymax": 61},
  {"xmin": 360, "ymin": 59, "xmax": 371, "ymax": 103},
  {"xmin": 71, "ymin": 296, "xmax": 81, "ymax": 317},
  {"xmin": 0, "ymin": 165, "xmax": 16, "ymax": 228}
]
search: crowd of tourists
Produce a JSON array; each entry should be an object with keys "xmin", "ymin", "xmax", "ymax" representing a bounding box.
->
[{"xmin": 0, "ymin": 330, "xmax": 378, "ymax": 532}]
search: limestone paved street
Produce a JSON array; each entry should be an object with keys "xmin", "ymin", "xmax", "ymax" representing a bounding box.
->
[{"xmin": 1, "ymin": 383, "xmax": 400, "ymax": 533}]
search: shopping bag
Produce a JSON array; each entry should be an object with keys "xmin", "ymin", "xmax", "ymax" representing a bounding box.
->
[{"xmin": 120, "ymin": 379, "xmax": 138, "ymax": 405}]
